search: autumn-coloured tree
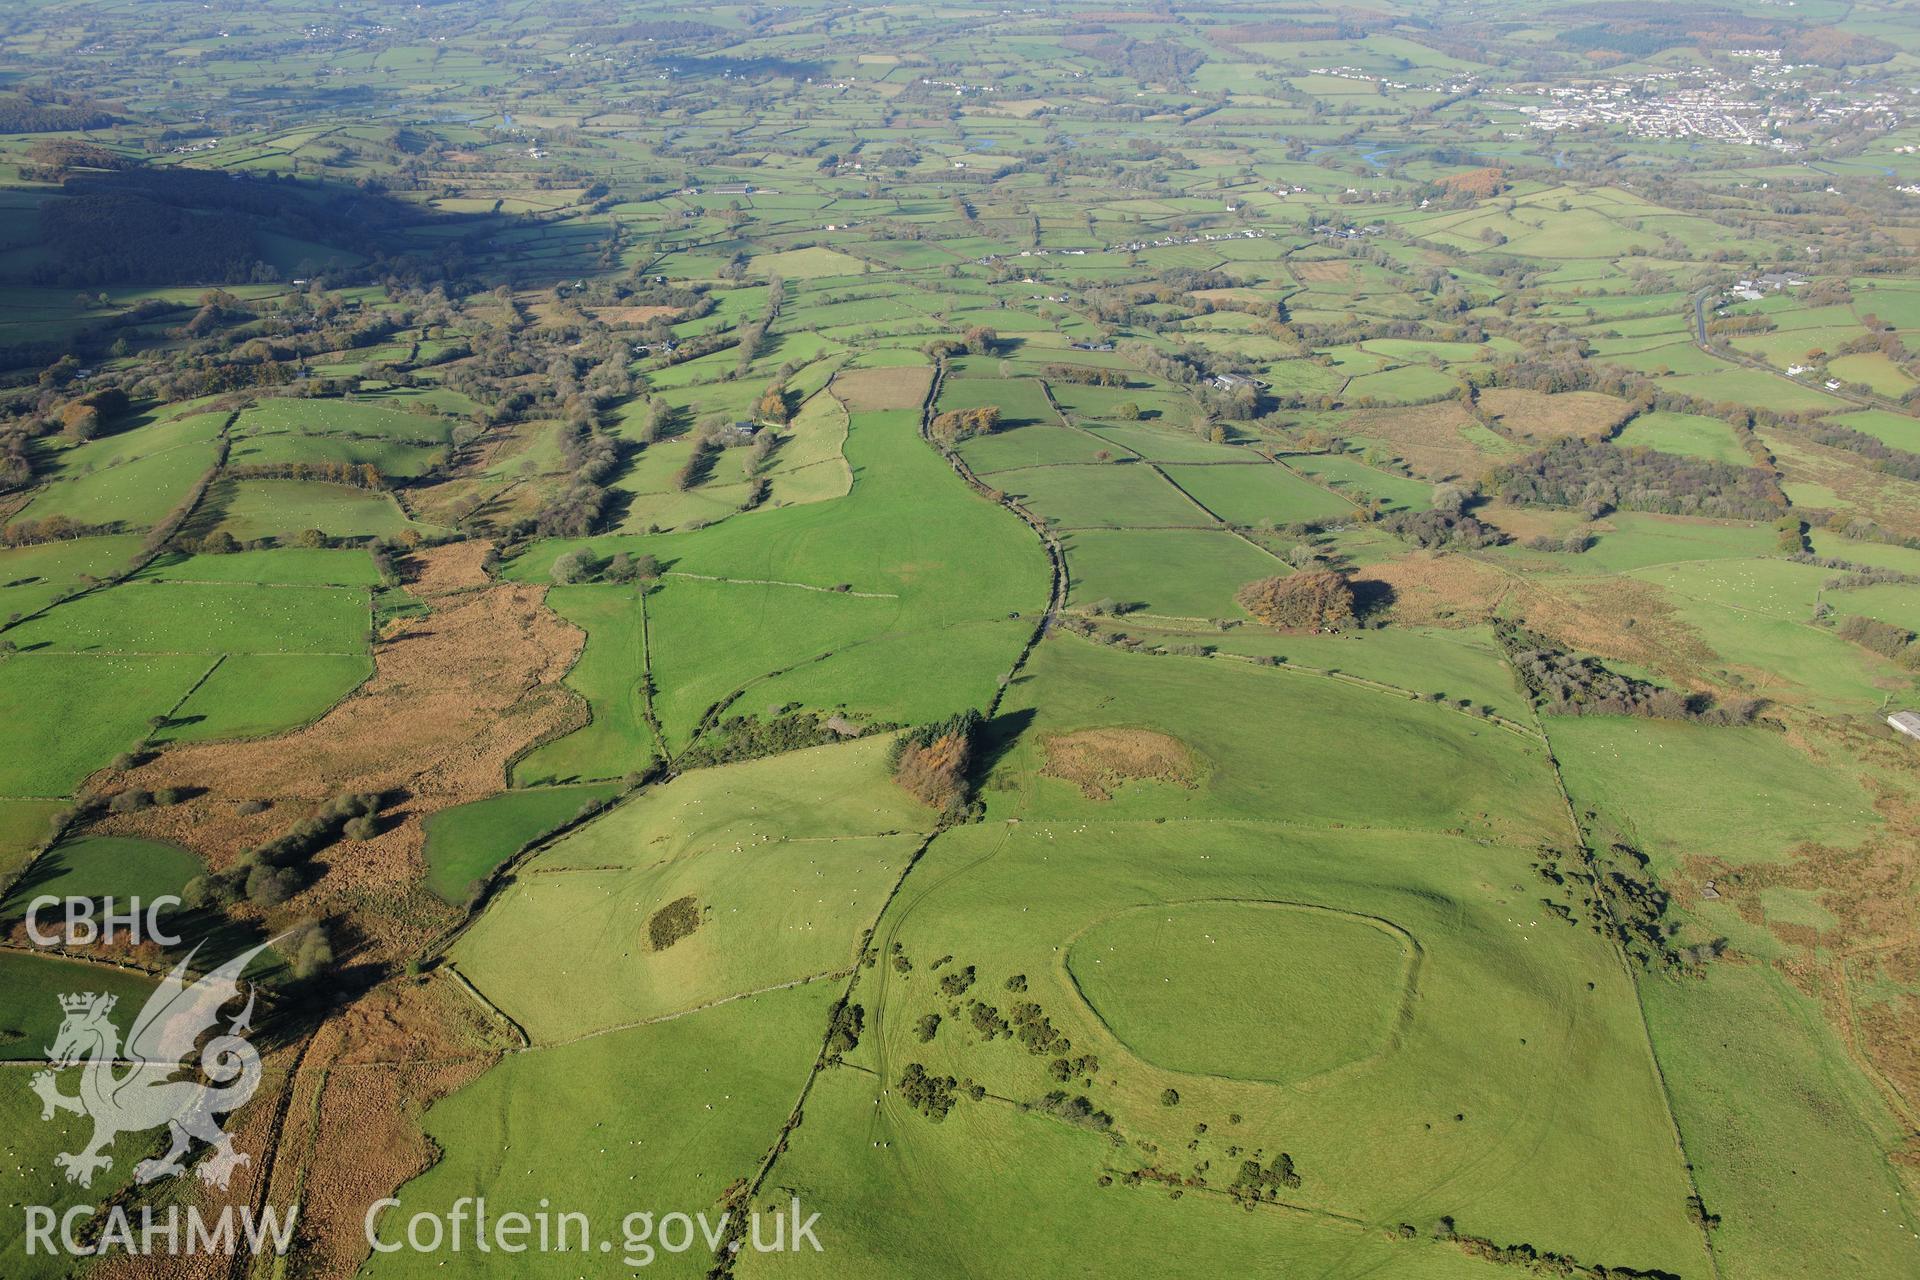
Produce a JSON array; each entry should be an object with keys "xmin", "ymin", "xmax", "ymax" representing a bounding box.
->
[
  {"xmin": 929, "ymin": 406, "xmax": 1000, "ymax": 445},
  {"xmin": 891, "ymin": 709, "xmax": 984, "ymax": 817},
  {"xmin": 1236, "ymin": 571, "xmax": 1358, "ymax": 633}
]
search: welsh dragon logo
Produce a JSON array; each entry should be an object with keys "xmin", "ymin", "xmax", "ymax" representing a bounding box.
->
[{"xmin": 31, "ymin": 939, "xmax": 276, "ymax": 1191}]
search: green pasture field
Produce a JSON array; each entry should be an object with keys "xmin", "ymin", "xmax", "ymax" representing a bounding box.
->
[
  {"xmin": 1828, "ymin": 352, "xmax": 1917, "ymax": 398},
  {"xmin": 989, "ymin": 635, "xmax": 1563, "ymax": 841},
  {"xmin": 1562, "ymin": 514, "xmax": 1778, "ymax": 573},
  {"xmin": 4, "ymin": 9, "xmax": 1919, "ymax": 1272},
  {"xmin": 0, "ymin": 653, "xmax": 212, "ymax": 796},
  {"xmin": 1661, "ymin": 368, "xmax": 1848, "ymax": 413},
  {"xmin": 156, "ymin": 652, "xmax": 371, "ymax": 742},
  {"xmin": 1639, "ymin": 965, "xmax": 1918, "ymax": 1280},
  {"xmin": 1207, "ymin": 623, "xmax": 1531, "ymax": 721},
  {"xmin": 1820, "ymin": 408, "xmax": 1920, "ymax": 449},
  {"xmin": 0, "ymin": 798, "xmax": 61, "ymax": 883},
  {"xmin": 1549, "ymin": 717, "xmax": 1880, "ymax": 873},
  {"xmin": 755, "ymin": 1061, "xmax": 1519, "ymax": 1280},
  {"xmin": 1159, "ymin": 462, "xmax": 1356, "ymax": 526},
  {"xmin": 513, "ymin": 586, "xmax": 655, "ymax": 784},
  {"xmin": 1062, "ymin": 527, "xmax": 1283, "ymax": 618},
  {"xmin": 934, "ymin": 375, "xmax": 1054, "ymax": 428},
  {"xmin": 456, "ymin": 737, "xmax": 929, "ymax": 1041},
  {"xmin": 817, "ymin": 812, "xmax": 1710, "ymax": 1277},
  {"xmin": 137, "ymin": 546, "xmax": 383, "ymax": 586},
  {"xmin": 1069, "ymin": 899, "xmax": 1415, "ymax": 1083},
  {"xmin": 0, "ymin": 1069, "xmax": 145, "ymax": 1276},
  {"xmin": 507, "ymin": 407, "xmax": 1044, "ymax": 763},
  {"xmin": 0, "ymin": 835, "xmax": 198, "ymax": 941},
  {"xmin": 206, "ymin": 478, "xmax": 426, "ymax": 543},
  {"xmin": 954, "ymin": 422, "xmax": 1109, "ymax": 473},
  {"xmin": 0, "ymin": 535, "xmax": 144, "ymax": 620},
  {"xmin": 1613, "ymin": 411, "xmax": 1751, "ymax": 467},
  {"xmin": 1629, "ymin": 558, "xmax": 1908, "ymax": 709},
  {"xmin": 1278, "ymin": 453, "xmax": 1432, "ymax": 511},
  {"xmin": 643, "ymin": 578, "xmax": 902, "ymax": 753},
  {"xmin": 3, "ymin": 580, "xmax": 369, "ymax": 655},
  {"xmin": 10, "ymin": 436, "xmax": 223, "ymax": 531},
  {"xmin": 0, "ymin": 948, "xmax": 163, "ymax": 1061},
  {"xmin": 227, "ymin": 428, "xmax": 447, "ymax": 478},
  {"xmin": 365, "ymin": 981, "xmax": 838, "ymax": 1280},
  {"xmin": 1078, "ymin": 422, "xmax": 1248, "ymax": 463},
  {"xmin": 421, "ymin": 781, "xmax": 624, "ymax": 903}
]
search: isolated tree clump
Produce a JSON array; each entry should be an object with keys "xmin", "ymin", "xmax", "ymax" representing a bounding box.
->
[
  {"xmin": 929, "ymin": 406, "xmax": 1000, "ymax": 446},
  {"xmin": 1236, "ymin": 570, "xmax": 1357, "ymax": 633},
  {"xmin": 890, "ymin": 709, "xmax": 984, "ymax": 817}
]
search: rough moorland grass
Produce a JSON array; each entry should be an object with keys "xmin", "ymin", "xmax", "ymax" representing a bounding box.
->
[{"xmin": 421, "ymin": 781, "xmax": 623, "ymax": 903}]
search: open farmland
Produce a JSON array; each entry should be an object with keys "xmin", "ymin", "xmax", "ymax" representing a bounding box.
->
[{"xmin": 0, "ymin": 1, "xmax": 1918, "ymax": 1278}]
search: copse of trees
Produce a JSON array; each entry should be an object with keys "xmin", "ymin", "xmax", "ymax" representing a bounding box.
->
[
  {"xmin": 1381, "ymin": 508, "xmax": 1503, "ymax": 550},
  {"xmin": 184, "ymin": 792, "xmax": 385, "ymax": 910},
  {"xmin": 1490, "ymin": 438, "xmax": 1781, "ymax": 520},
  {"xmin": 1043, "ymin": 363, "xmax": 1127, "ymax": 387},
  {"xmin": 890, "ymin": 709, "xmax": 984, "ymax": 819},
  {"xmin": 1235, "ymin": 571, "xmax": 1357, "ymax": 632},
  {"xmin": 1500, "ymin": 626, "xmax": 1762, "ymax": 725},
  {"xmin": 929, "ymin": 406, "xmax": 1000, "ymax": 445}
]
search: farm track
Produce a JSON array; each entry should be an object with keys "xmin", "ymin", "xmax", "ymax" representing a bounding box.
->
[{"xmin": 1522, "ymin": 686, "xmax": 1725, "ymax": 1280}]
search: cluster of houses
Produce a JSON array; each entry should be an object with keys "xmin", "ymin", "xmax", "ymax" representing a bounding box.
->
[
  {"xmin": 1729, "ymin": 270, "xmax": 1807, "ymax": 301},
  {"xmin": 1108, "ymin": 228, "xmax": 1268, "ymax": 253}
]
